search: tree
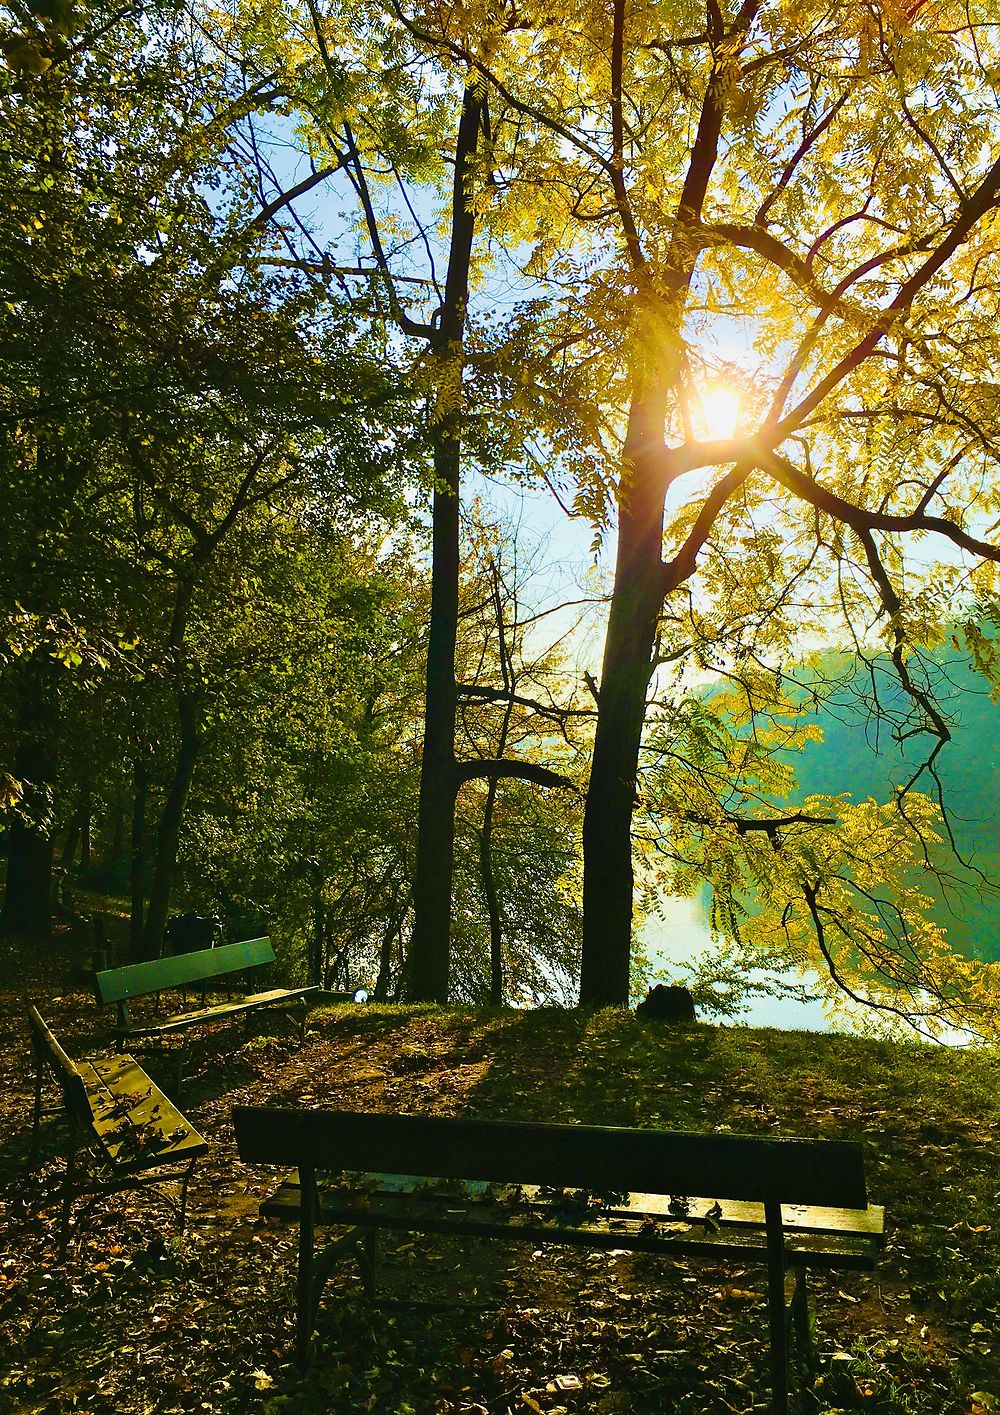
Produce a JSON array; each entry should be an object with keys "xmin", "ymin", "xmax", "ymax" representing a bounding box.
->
[
  {"xmin": 392, "ymin": 0, "xmax": 1000, "ymax": 1023},
  {"xmin": 214, "ymin": 0, "xmax": 584, "ymax": 999},
  {"xmin": 450, "ymin": 509, "xmax": 586, "ymax": 1004},
  {"xmin": 0, "ymin": 0, "xmax": 405, "ymax": 948}
]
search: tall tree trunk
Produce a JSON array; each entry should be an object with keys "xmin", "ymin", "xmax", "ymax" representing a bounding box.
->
[
  {"xmin": 109, "ymin": 786, "xmax": 126, "ymax": 870},
  {"xmin": 60, "ymin": 778, "xmax": 91, "ymax": 871},
  {"xmin": 79, "ymin": 801, "xmax": 91, "ymax": 871},
  {"xmin": 3, "ymin": 752, "xmax": 54, "ymax": 938},
  {"xmin": 481, "ymin": 778, "xmax": 504, "ymax": 1005},
  {"xmin": 373, "ymin": 891, "xmax": 407, "ymax": 1000},
  {"xmin": 60, "ymin": 807, "xmax": 82, "ymax": 870},
  {"xmin": 483, "ymin": 563, "xmax": 514, "ymax": 1006},
  {"xmin": 310, "ymin": 882, "xmax": 325, "ymax": 987},
  {"xmin": 580, "ymin": 397, "xmax": 673, "ymax": 1006},
  {"xmin": 406, "ymin": 87, "xmax": 482, "ymax": 1002},
  {"xmin": 2, "ymin": 673, "xmax": 56, "ymax": 938},
  {"xmin": 578, "ymin": 8, "xmax": 731, "ymax": 1004},
  {"xmin": 141, "ymin": 691, "xmax": 200, "ymax": 959},
  {"xmin": 129, "ymin": 754, "xmax": 147, "ymax": 959}
]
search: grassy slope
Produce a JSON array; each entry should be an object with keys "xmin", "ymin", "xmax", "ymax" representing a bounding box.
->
[{"xmin": 2, "ymin": 940, "xmax": 999, "ymax": 1415}]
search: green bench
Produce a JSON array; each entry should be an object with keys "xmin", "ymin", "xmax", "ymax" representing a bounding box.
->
[
  {"xmin": 27, "ymin": 1005, "xmax": 207, "ymax": 1257},
  {"xmin": 234, "ymin": 1107, "xmax": 885, "ymax": 1415},
  {"xmin": 94, "ymin": 936, "xmax": 317, "ymax": 1090}
]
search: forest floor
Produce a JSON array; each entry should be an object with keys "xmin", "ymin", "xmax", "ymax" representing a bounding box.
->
[{"xmin": 1, "ymin": 918, "xmax": 999, "ymax": 1415}]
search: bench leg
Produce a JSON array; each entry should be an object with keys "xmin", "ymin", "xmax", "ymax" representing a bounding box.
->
[
  {"xmin": 58, "ymin": 1140, "xmax": 78, "ymax": 1261},
  {"xmin": 296, "ymin": 1168, "xmax": 318, "ymax": 1370},
  {"xmin": 786, "ymin": 1265, "xmax": 815, "ymax": 1370},
  {"xmin": 358, "ymin": 1228, "xmax": 378, "ymax": 1300},
  {"xmin": 765, "ymin": 1201, "xmax": 789, "ymax": 1415},
  {"xmin": 30, "ymin": 1058, "xmax": 44, "ymax": 1162},
  {"xmin": 177, "ymin": 1158, "xmax": 197, "ymax": 1232}
]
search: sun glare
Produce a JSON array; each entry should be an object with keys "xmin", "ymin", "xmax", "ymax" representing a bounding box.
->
[{"xmin": 698, "ymin": 384, "xmax": 741, "ymax": 440}]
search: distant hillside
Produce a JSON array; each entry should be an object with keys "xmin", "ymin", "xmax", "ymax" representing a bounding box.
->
[{"xmin": 783, "ymin": 647, "xmax": 1000, "ymax": 960}]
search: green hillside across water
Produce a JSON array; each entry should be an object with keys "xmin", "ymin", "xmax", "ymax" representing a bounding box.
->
[{"xmin": 784, "ymin": 647, "xmax": 1000, "ymax": 962}]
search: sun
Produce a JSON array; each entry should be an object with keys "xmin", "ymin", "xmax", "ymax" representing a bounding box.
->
[{"xmin": 698, "ymin": 383, "xmax": 741, "ymax": 440}]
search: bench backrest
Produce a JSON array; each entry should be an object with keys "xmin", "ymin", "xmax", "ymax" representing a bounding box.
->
[
  {"xmin": 233, "ymin": 1108, "xmax": 868, "ymax": 1210},
  {"xmin": 94, "ymin": 937, "xmax": 274, "ymax": 1006},
  {"xmin": 27, "ymin": 1004, "xmax": 92, "ymax": 1127}
]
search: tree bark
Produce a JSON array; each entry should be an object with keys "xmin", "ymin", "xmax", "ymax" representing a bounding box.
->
[
  {"xmin": 406, "ymin": 87, "xmax": 482, "ymax": 1002},
  {"xmin": 579, "ymin": 6, "xmax": 732, "ymax": 1005},
  {"xmin": 2, "ymin": 675, "xmax": 56, "ymax": 938},
  {"xmin": 481, "ymin": 779, "xmax": 504, "ymax": 1005},
  {"xmin": 60, "ymin": 806, "xmax": 82, "ymax": 870},
  {"xmin": 129, "ymin": 754, "xmax": 147, "ymax": 958},
  {"xmin": 3, "ymin": 766, "xmax": 54, "ymax": 938},
  {"xmin": 141, "ymin": 690, "xmax": 200, "ymax": 959},
  {"xmin": 580, "ymin": 398, "xmax": 674, "ymax": 1006}
]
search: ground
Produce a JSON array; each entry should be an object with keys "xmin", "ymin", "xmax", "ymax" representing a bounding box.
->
[{"xmin": 1, "ymin": 919, "xmax": 999, "ymax": 1415}]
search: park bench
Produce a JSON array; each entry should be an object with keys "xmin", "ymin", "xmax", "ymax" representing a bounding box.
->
[
  {"xmin": 94, "ymin": 936, "xmax": 317, "ymax": 1090},
  {"xmin": 27, "ymin": 1005, "xmax": 207, "ymax": 1257},
  {"xmin": 234, "ymin": 1107, "xmax": 885, "ymax": 1415}
]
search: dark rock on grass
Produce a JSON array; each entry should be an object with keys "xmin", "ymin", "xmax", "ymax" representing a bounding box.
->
[{"xmin": 635, "ymin": 983, "xmax": 696, "ymax": 1023}]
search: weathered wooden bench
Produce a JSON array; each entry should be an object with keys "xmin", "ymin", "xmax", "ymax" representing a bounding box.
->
[
  {"xmin": 94, "ymin": 936, "xmax": 318, "ymax": 1090},
  {"xmin": 27, "ymin": 1005, "xmax": 208, "ymax": 1257},
  {"xmin": 234, "ymin": 1108, "xmax": 884, "ymax": 1415}
]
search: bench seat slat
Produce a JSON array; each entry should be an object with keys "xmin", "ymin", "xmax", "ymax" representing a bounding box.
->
[
  {"xmin": 262, "ymin": 1172, "xmax": 884, "ymax": 1243},
  {"xmin": 78, "ymin": 1056, "xmax": 208, "ymax": 1172},
  {"xmin": 258, "ymin": 1173, "xmax": 882, "ymax": 1270},
  {"xmin": 119, "ymin": 987, "xmax": 316, "ymax": 1038}
]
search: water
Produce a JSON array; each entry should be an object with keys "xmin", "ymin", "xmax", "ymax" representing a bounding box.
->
[
  {"xmin": 644, "ymin": 895, "xmax": 839, "ymax": 1032},
  {"xmin": 645, "ymin": 896, "xmax": 982, "ymax": 1044}
]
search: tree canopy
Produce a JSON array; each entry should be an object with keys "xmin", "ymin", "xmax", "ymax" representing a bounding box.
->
[{"xmin": 4, "ymin": 0, "xmax": 1000, "ymax": 1035}]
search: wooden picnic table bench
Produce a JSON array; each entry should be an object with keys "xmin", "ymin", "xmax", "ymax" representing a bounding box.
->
[
  {"xmin": 27, "ymin": 1005, "xmax": 208, "ymax": 1257},
  {"xmin": 234, "ymin": 1107, "xmax": 885, "ymax": 1415},
  {"xmin": 94, "ymin": 936, "xmax": 318, "ymax": 1090}
]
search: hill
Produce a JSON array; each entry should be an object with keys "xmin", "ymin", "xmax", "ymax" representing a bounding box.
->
[{"xmin": 782, "ymin": 647, "xmax": 1000, "ymax": 961}]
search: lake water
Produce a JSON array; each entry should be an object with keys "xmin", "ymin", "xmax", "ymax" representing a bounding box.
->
[{"xmin": 643, "ymin": 895, "xmax": 978, "ymax": 1042}]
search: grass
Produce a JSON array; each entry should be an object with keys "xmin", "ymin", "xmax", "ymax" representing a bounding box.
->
[{"xmin": 1, "ymin": 932, "xmax": 999, "ymax": 1414}]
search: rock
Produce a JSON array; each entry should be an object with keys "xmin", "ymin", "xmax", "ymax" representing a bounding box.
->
[{"xmin": 634, "ymin": 984, "xmax": 696, "ymax": 1023}]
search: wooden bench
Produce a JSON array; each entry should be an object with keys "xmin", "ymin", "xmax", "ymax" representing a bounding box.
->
[
  {"xmin": 94, "ymin": 936, "xmax": 318, "ymax": 1089},
  {"xmin": 27, "ymin": 1005, "xmax": 208, "ymax": 1257},
  {"xmin": 234, "ymin": 1108, "xmax": 884, "ymax": 1415}
]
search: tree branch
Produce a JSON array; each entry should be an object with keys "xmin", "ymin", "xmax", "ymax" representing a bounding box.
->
[
  {"xmin": 457, "ymin": 683, "xmax": 596, "ymax": 719},
  {"xmin": 455, "ymin": 759, "xmax": 578, "ymax": 790},
  {"xmin": 762, "ymin": 449, "xmax": 1000, "ymax": 564}
]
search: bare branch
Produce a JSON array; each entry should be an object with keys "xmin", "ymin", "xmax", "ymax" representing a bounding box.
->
[{"xmin": 456, "ymin": 759, "xmax": 578, "ymax": 790}]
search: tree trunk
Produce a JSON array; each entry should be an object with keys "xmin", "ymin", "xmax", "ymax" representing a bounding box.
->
[
  {"xmin": 129, "ymin": 755, "xmax": 147, "ymax": 959},
  {"xmin": 406, "ymin": 87, "xmax": 482, "ymax": 1002},
  {"xmin": 60, "ymin": 807, "xmax": 82, "ymax": 870},
  {"xmin": 109, "ymin": 786, "xmax": 126, "ymax": 870},
  {"xmin": 141, "ymin": 692, "xmax": 200, "ymax": 959},
  {"xmin": 79, "ymin": 803, "xmax": 91, "ymax": 871},
  {"xmin": 3, "ymin": 787, "xmax": 54, "ymax": 938},
  {"xmin": 2, "ymin": 677, "xmax": 56, "ymax": 938},
  {"xmin": 310, "ymin": 884, "xmax": 325, "ymax": 987},
  {"xmin": 373, "ymin": 893, "xmax": 407, "ymax": 1000},
  {"xmin": 580, "ymin": 399, "xmax": 672, "ymax": 1006},
  {"xmin": 481, "ymin": 778, "xmax": 504, "ymax": 1005}
]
